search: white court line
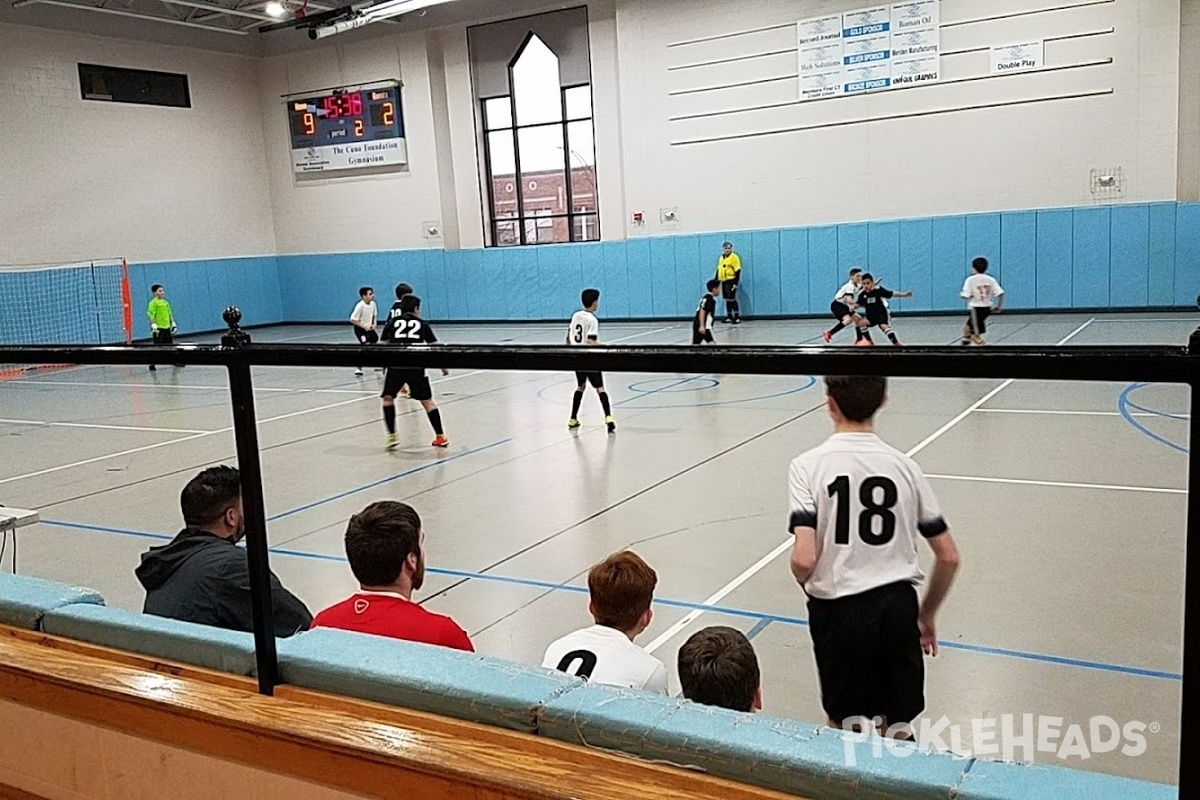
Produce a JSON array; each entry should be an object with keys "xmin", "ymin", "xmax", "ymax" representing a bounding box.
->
[
  {"xmin": 0, "ymin": 369, "xmax": 489, "ymax": 487},
  {"xmin": 645, "ymin": 539, "xmax": 793, "ymax": 653},
  {"xmin": 977, "ymin": 408, "xmax": 1190, "ymax": 419},
  {"xmin": 644, "ymin": 317, "xmax": 1098, "ymax": 653},
  {"xmin": 608, "ymin": 326, "xmax": 676, "ymax": 343},
  {"xmin": 926, "ymin": 473, "xmax": 1185, "ymax": 495},
  {"xmin": 0, "ymin": 418, "xmax": 209, "ymax": 435}
]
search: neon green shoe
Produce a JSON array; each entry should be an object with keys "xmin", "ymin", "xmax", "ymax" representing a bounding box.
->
[
  {"xmin": 384, "ymin": 433, "xmax": 398, "ymax": 450},
  {"xmin": 605, "ymin": 416, "xmax": 616, "ymax": 433},
  {"xmin": 567, "ymin": 418, "xmax": 581, "ymax": 429}
]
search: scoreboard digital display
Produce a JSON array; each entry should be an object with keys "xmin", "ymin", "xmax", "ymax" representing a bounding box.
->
[{"xmin": 287, "ymin": 83, "xmax": 407, "ymax": 174}]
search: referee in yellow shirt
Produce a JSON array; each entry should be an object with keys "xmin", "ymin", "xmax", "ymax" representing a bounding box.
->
[{"xmin": 715, "ymin": 241, "xmax": 742, "ymax": 324}]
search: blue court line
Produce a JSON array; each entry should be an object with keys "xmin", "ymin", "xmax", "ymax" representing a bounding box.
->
[
  {"xmin": 745, "ymin": 618, "xmax": 773, "ymax": 641},
  {"xmin": 35, "ymin": 518, "xmax": 1182, "ymax": 682},
  {"xmin": 268, "ymin": 438, "xmax": 513, "ymax": 521},
  {"xmin": 1117, "ymin": 383, "xmax": 1188, "ymax": 454}
]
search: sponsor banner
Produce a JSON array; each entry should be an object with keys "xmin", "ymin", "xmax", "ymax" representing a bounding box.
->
[{"xmin": 991, "ymin": 40, "xmax": 1044, "ymax": 73}]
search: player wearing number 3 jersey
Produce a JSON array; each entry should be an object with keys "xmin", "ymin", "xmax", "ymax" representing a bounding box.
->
[
  {"xmin": 565, "ymin": 288, "xmax": 615, "ymax": 433},
  {"xmin": 787, "ymin": 376, "xmax": 960, "ymax": 737}
]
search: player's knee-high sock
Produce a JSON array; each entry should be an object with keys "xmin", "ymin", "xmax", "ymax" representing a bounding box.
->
[
  {"xmin": 829, "ymin": 321, "xmax": 846, "ymax": 335},
  {"xmin": 886, "ymin": 329, "xmax": 900, "ymax": 345},
  {"xmin": 383, "ymin": 404, "xmax": 396, "ymax": 434},
  {"xmin": 854, "ymin": 326, "xmax": 867, "ymax": 341},
  {"xmin": 426, "ymin": 408, "xmax": 444, "ymax": 435},
  {"xmin": 729, "ymin": 298, "xmax": 740, "ymax": 320},
  {"xmin": 598, "ymin": 390, "xmax": 612, "ymax": 416},
  {"xmin": 571, "ymin": 389, "xmax": 584, "ymax": 419}
]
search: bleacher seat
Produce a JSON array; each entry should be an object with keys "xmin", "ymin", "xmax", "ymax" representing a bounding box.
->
[
  {"xmin": 40, "ymin": 603, "xmax": 258, "ymax": 676},
  {"xmin": 539, "ymin": 682, "xmax": 968, "ymax": 799},
  {"xmin": 277, "ymin": 627, "xmax": 581, "ymax": 733},
  {"xmin": 0, "ymin": 572, "xmax": 103, "ymax": 630}
]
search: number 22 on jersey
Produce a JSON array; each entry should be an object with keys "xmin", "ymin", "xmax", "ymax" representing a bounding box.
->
[
  {"xmin": 391, "ymin": 319, "xmax": 423, "ymax": 339},
  {"xmin": 827, "ymin": 475, "xmax": 898, "ymax": 545}
]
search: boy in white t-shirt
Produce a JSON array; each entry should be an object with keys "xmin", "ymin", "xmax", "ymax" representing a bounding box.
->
[
  {"xmin": 960, "ymin": 257, "xmax": 1005, "ymax": 346},
  {"xmin": 349, "ymin": 286, "xmax": 379, "ymax": 376},
  {"xmin": 542, "ymin": 550, "xmax": 668, "ymax": 694},
  {"xmin": 566, "ymin": 288, "xmax": 615, "ymax": 432}
]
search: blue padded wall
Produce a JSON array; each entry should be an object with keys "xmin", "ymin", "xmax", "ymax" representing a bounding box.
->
[
  {"xmin": 5, "ymin": 204, "xmax": 1195, "ymax": 349},
  {"xmin": 267, "ymin": 202, "xmax": 1199, "ymax": 323}
]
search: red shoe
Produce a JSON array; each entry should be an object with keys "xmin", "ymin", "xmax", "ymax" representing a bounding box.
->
[
  {"xmin": 432, "ymin": 435, "xmax": 449, "ymax": 448},
  {"xmin": 822, "ymin": 330, "xmax": 832, "ymax": 343}
]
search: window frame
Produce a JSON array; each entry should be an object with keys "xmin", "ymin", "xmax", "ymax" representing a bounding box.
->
[{"xmin": 481, "ymin": 47, "xmax": 599, "ymax": 248}]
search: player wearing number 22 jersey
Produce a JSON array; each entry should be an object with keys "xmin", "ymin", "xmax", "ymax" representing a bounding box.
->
[
  {"xmin": 378, "ymin": 293, "xmax": 449, "ymax": 450},
  {"xmin": 788, "ymin": 376, "xmax": 960, "ymax": 736}
]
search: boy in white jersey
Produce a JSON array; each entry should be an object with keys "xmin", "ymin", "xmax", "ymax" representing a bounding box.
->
[
  {"xmin": 349, "ymin": 286, "xmax": 378, "ymax": 376},
  {"xmin": 822, "ymin": 268, "xmax": 868, "ymax": 344},
  {"xmin": 566, "ymin": 288, "xmax": 615, "ymax": 432},
  {"xmin": 960, "ymin": 257, "xmax": 1005, "ymax": 346},
  {"xmin": 788, "ymin": 376, "xmax": 960, "ymax": 736},
  {"xmin": 542, "ymin": 550, "xmax": 669, "ymax": 693}
]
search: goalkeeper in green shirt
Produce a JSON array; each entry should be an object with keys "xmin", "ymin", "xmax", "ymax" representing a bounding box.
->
[{"xmin": 147, "ymin": 284, "xmax": 181, "ymax": 372}]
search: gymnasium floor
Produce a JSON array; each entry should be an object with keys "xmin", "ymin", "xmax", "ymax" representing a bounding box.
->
[{"xmin": 0, "ymin": 311, "xmax": 1189, "ymax": 785}]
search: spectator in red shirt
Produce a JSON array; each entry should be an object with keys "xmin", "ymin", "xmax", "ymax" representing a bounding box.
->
[{"xmin": 310, "ymin": 500, "xmax": 473, "ymax": 651}]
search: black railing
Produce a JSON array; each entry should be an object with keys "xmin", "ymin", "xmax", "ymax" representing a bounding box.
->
[{"xmin": 1, "ymin": 309, "xmax": 1196, "ymax": 796}]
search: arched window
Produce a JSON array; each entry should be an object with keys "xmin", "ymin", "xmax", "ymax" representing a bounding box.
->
[{"xmin": 478, "ymin": 29, "xmax": 598, "ymax": 247}]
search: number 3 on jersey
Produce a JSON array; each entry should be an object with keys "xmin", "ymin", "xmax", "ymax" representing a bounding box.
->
[
  {"xmin": 573, "ymin": 323, "xmax": 584, "ymax": 344},
  {"xmin": 827, "ymin": 475, "xmax": 898, "ymax": 545}
]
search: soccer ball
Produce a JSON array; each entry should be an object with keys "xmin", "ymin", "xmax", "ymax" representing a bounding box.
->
[{"xmin": 855, "ymin": 339, "xmax": 874, "ymax": 347}]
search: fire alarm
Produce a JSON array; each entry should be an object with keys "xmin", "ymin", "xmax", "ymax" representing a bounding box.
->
[{"xmin": 632, "ymin": 211, "xmax": 644, "ymax": 224}]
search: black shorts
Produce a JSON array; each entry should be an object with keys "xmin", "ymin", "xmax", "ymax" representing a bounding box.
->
[
  {"xmin": 152, "ymin": 329, "xmax": 173, "ymax": 345},
  {"xmin": 354, "ymin": 328, "xmax": 379, "ymax": 345},
  {"xmin": 382, "ymin": 368, "xmax": 432, "ymax": 401},
  {"xmin": 721, "ymin": 280, "xmax": 738, "ymax": 300},
  {"xmin": 967, "ymin": 307, "xmax": 991, "ymax": 335},
  {"xmin": 692, "ymin": 328, "xmax": 714, "ymax": 344},
  {"xmin": 807, "ymin": 580, "xmax": 924, "ymax": 727},
  {"xmin": 864, "ymin": 311, "xmax": 890, "ymax": 328},
  {"xmin": 830, "ymin": 301, "xmax": 852, "ymax": 320},
  {"xmin": 574, "ymin": 371, "xmax": 604, "ymax": 389}
]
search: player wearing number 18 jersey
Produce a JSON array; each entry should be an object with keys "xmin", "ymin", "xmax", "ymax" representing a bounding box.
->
[
  {"xmin": 379, "ymin": 293, "xmax": 449, "ymax": 450},
  {"xmin": 788, "ymin": 376, "xmax": 960, "ymax": 735}
]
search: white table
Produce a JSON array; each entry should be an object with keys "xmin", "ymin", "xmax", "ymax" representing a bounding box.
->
[{"xmin": 0, "ymin": 507, "xmax": 39, "ymax": 573}]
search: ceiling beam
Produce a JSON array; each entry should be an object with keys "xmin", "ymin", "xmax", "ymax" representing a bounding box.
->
[{"xmin": 11, "ymin": 0, "xmax": 251, "ymax": 33}]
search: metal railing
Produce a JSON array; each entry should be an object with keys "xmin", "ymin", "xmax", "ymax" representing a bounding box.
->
[{"xmin": 0, "ymin": 309, "xmax": 1195, "ymax": 795}]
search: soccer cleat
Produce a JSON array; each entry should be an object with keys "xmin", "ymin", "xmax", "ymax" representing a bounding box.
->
[
  {"xmin": 432, "ymin": 434, "xmax": 449, "ymax": 448},
  {"xmin": 855, "ymin": 338, "xmax": 874, "ymax": 347},
  {"xmin": 567, "ymin": 418, "xmax": 581, "ymax": 429},
  {"xmin": 384, "ymin": 433, "xmax": 398, "ymax": 450},
  {"xmin": 605, "ymin": 416, "xmax": 616, "ymax": 433},
  {"xmin": 354, "ymin": 368, "xmax": 364, "ymax": 376},
  {"xmin": 822, "ymin": 330, "xmax": 832, "ymax": 344}
]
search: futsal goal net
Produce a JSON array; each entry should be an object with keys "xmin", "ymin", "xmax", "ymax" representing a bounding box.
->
[{"xmin": 0, "ymin": 257, "xmax": 132, "ymax": 380}]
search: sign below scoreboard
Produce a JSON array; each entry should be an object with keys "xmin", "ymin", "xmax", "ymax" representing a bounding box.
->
[{"xmin": 287, "ymin": 83, "xmax": 407, "ymax": 174}]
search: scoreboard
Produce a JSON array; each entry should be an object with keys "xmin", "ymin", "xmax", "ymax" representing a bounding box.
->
[{"xmin": 287, "ymin": 83, "xmax": 407, "ymax": 174}]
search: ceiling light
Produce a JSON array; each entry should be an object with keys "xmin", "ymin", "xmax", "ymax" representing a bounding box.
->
[{"xmin": 265, "ymin": 1, "xmax": 286, "ymax": 17}]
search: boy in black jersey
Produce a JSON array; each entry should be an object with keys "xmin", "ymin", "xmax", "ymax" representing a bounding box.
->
[
  {"xmin": 379, "ymin": 293, "xmax": 449, "ymax": 450},
  {"xmin": 856, "ymin": 274, "xmax": 913, "ymax": 346},
  {"xmin": 693, "ymin": 279, "xmax": 721, "ymax": 345}
]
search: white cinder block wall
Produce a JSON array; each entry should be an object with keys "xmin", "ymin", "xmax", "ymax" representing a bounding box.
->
[
  {"xmin": 0, "ymin": 23, "xmax": 276, "ymax": 266},
  {"xmin": 616, "ymin": 0, "xmax": 1182, "ymax": 235},
  {"xmin": 0, "ymin": 0, "xmax": 1192, "ymax": 266},
  {"xmin": 259, "ymin": 33, "xmax": 450, "ymax": 254}
]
